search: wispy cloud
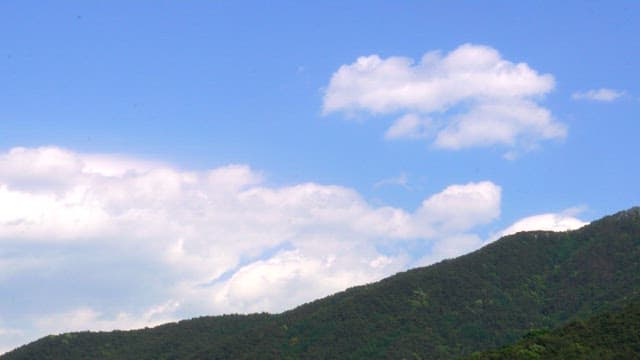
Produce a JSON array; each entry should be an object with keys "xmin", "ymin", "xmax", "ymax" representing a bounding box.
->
[
  {"xmin": 373, "ymin": 173, "xmax": 410, "ymax": 189},
  {"xmin": 384, "ymin": 114, "xmax": 432, "ymax": 140},
  {"xmin": 572, "ymin": 88, "xmax": 625, "ymax": 102}
]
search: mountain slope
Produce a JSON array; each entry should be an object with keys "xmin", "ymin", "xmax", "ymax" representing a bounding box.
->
[
  {"xmin": 467, "ymin": 301, "xmax": 640, "ymax": 359},
  {"xmin": 4, "ymin": 207, "xmax": 640, "ymax": 359}
]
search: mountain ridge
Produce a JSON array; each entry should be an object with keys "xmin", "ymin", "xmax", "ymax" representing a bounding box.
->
[{"xmin": 3, "ymin": 206, "xmax": 640, "ymax": 359}]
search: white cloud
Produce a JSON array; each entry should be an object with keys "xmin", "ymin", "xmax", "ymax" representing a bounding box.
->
[
  {"xmin": 0, "ymin": 146, "xmax": 503, "ymax": 352},
  {"xmin": 414, "ymin": 181, "xmax": 501, "ymax": 234},
  {"xmin": 434, "ymin": 100, "xmax": 565, "ymax": 150},
  {"xmin": 385, "ymin": 114, "xmax": 432, "ymax": 140},
  {"xmin": 323, "ymin": 43, "xmax": 565, "ymax": 153},
  {"xmin": 34, "ymin": 302, "xmax": 180, "ymax": 336},
  {"xmin": 493, "ymin": 211, "xmax": 589, "ymax": 241},
  {"xmin": 572, "ymin": 88, "xmax": 625, "ymax": 102},
  {"xmin": 417, "ymin": 209, "xmax": 589, "ymax": 267},
  {"xmin": 208, "ymin": 249, "xmax": 400, "ymax": 313},
  {"xmin": 0, "ymin": 147, "xmax": 592, "ymax": 355}
]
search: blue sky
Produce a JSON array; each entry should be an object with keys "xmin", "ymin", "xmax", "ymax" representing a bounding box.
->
[{"xmin": 1, "ymin": 1, "xmax": 639, "ymax": 353}]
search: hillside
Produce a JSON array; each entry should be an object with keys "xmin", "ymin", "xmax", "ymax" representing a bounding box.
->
[
  {"xmin": 467, "ymin": 301, "xmax": 640, "ymax": 359},
  {"xmin": 3, "ymin": 207, "xmax": 640, "ymax": 359}
]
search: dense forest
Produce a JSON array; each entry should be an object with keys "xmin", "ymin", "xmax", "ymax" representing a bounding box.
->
[
  {"xmin": 467, "ymin": 301, "xmax": 640, "ymax": 359},
  {"xmin": 3, "ymin": 207, "xmax": 640, "ymax": 359}
]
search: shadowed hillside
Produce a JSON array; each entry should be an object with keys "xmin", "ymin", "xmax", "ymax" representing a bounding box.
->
[
  {"xmin": 4, "ymin": 207, "xmax": 640, "ymax": 359},
  {"xmin": 467, "ymin": 301, "xmax": 640, "ymax": 359}
]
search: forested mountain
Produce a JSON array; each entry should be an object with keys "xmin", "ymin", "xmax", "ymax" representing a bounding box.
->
[
  {"xmin": 467, "ymin": 301, "xmax": 640, "ymax": 359},
  {"xmin": 3, "ymin": 207, "xmax": 640, "ymax": 359}
]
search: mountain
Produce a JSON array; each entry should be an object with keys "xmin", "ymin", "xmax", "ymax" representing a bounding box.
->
[
  {"xmin": 3, "ymin": 207, "xmax": 640, "ymax": 359},
  {"xmin": 466, "ymin": 300, "xmax": 640, "ymax": 359}
]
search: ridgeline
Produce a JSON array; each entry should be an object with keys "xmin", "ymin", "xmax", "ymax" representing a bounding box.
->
[{"xmin": 4, "ymin": 207, "xmax": 640, "ymax": 359}]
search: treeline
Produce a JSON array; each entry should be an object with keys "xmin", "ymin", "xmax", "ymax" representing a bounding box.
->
[{"xmin": 3, "ymin": 207, "xmax": 640, "ymax": 359}]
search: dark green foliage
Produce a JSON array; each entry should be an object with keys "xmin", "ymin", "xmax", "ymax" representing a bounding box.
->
[
  {"xmin": 1, "ymin": 314, "xmax": 275, "ymax": 360},
  {"xmin": 3, "ymin": 207, "xmax": 640, "ymax": 359},
  {"xmin": 466, "ymin": 301, "xmax": 640, "ymax": 359}
]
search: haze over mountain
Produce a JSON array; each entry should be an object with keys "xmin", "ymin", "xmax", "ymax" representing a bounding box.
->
[{"xmin": 3, "ymin": 207, "xmax": 639, "ymax": 359}]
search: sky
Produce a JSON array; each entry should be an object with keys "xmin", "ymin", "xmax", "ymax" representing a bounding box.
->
[{"xmin": 1, "ymin": 1, "xmax": 639, "ymax": 353}]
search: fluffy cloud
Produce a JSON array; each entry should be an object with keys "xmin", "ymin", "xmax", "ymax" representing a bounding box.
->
[
  {"xmin": 415, "ymin": 207, "xmax": 589, "ymax": 267},
  {"xmin": 572, "ymin": 88, "xmax": 625, "ymax": 102},
  {"xmin": 496, "ymin": 212, "xmax": 588, "ymax": 239},
  {"xmin": 0, "ymin": 146, "xmax": 504, "ymax": 353},
  {"xmin": 0, "ymin": 146, "xmax": 594, "ymax": 355},
  {"xmin": 414, "ymin": 181, "xmax": 501, "ymax": 234},
  {"xmin": 324, "ymin": 44, "xmax": 565, "ymax": 153},
  {"xmin": 434, "ymin": 100, "xmax": 564, "ymax": 150}
]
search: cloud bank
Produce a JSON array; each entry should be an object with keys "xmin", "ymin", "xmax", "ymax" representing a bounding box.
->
[
  {"xmin": 0, "ymin": 146, "xmax": 503, "ymax": 351},
  {"xmin": 0, "ymin": 146, "xmax": 587, "ymax": 352},
  {"xmin": 324, "ymin": 44, "xmax": 566, "ymax": 153}
]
